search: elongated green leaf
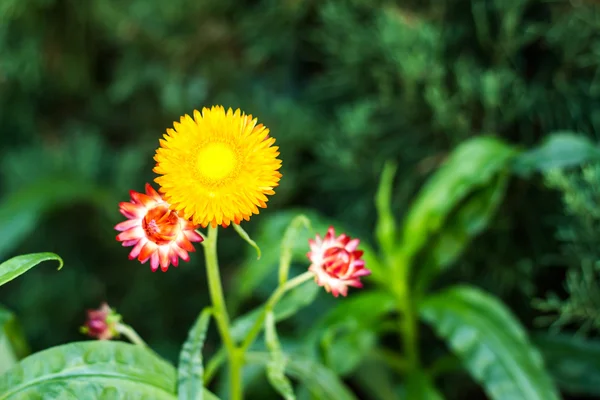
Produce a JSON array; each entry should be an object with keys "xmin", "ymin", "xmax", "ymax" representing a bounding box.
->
[
  {"xmin": 178, "ymin": 308, "xmax": 212, "ymax": 400},
  {"xmin": 0, "ymin": 341, "xmax": 177, "ymax": 399},
  {"xmin": 420, "ymin": 286, "xmax": 559, "ymax": 400},
  {"xmin": 279, "ymin": 215, "xmax": 311, "ymax": 285},
  {"xmin": 375, "ymin": 161, "xmax": 398, "ymax": 259},
  {"xmin": 353, "ymin": 359, "xmax": 399, "ymax": 400},
  {"xmin": 307, "ymin": 291, "xmax": 395, "ymax": 375},
  {"xmin": 232, "ymin": 223, "xmax": 261, "ymax": 260},
  {"xmin": 0, "ymin": 253, "xmax": 63, "ymax": 287},
  {"xmin": 265, "ymin": 311, "xmax": 296, "ymax": 400},
  {"xmin": 414, "ymin": 173, "xmax": 509, "ymax": 293},
  {"xmin": 533, "ymin": 333, "xmax": 600, "ymax": 396},
  {"xmin": 513, "ymin": 132, "xmax": 600, "ymax": 176},
  {"xmin": 397, "ymin": 136, "xmax": 515, "ymax": 283},
  {"xmin": 246, "ymin": 352, "xmax": 358, "ymax": 400},
  {"xmin": 404, "ymin": 371, "xmax": 444, "ymax": 400},
  {"xmin": 0, "ymin": 306, "xmax": 29, "ymax": 374}
]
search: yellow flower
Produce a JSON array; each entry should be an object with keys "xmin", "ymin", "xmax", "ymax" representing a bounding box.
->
[{"xmin": 154, "ymin": 106, "xmax": 282, "ymax": 228}]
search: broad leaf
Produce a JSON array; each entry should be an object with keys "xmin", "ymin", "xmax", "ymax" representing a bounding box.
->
[
  {"xmin": 414, "ymin": 173, "xmax": 509, "ymax": 293},
  {"xmin": 0, "ymin": 341, "xmax": 177, "ymax": 399},
  {"xmin": 533, "ymin": 333, "xmax": 600, "ymax": 396},
  {"xmin": 513, "ymin": 132, "xmax": 600, "ymax": 176},
  {"xmin": 353, "ymin": 359, "xmax": 399, "ymax": 400},
  {"xmin": 0, "ymin": 253, "xmax": 63, "ymax": 287},
  {"xmin": 397, "ymin": 136, "xmax": 515, "ymax": 283},
  {"xmin": 0, "ymin": 306, "xmax": 29, "ymax": 374},
  {"xmin": 178, "ymin": 308, "xmax": 212, "ymax": 400},
  {"xmin": 265, "ymin": 311, "xmax": 296, "ymax": 400},
  {"xmin": 420, "ymin": 286, "xmax": 559, "ymax": 400},
  {"xmin": 246, "ymin": 352, "xmax": 358, "ymax": 400},
  {"xmin": 404, "ymin": 371, "xmax": 444, "ymax": 400},
  {"xmin": 307, "ymin": 291, "xmax": 395, "ymax": 375}
]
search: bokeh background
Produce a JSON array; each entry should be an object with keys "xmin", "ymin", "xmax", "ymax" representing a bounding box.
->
[{"xmin": 2, "ymin": 0, "xmax": 600, "ymax": 399}]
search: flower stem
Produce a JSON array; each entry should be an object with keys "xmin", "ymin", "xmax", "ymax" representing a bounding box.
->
[
  {"xmin": 202, "ymin": 226, "xmax": 242, "ymax": 400},
  {"xmin": 395, "ymin": 279, "xmax": 420, "ymax": 370},
  {"xmin": 240, "ymin": 271, "xmax": 314, "ymax": 352},
  {"xmin": 116, "ymin": 324, "xmax": 147, "ymax": 347}
]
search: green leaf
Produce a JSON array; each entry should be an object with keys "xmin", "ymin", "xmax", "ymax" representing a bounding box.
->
[
  {"xmin": 231, "ymin": 280, "xmax": 319, "ymax": 342},
  {"xmin": 0, "ymin": 341, "xmax": 177, "ymax": 399},
  {"xmin": 307, "ymin": 291, "xmax": 395, "ymax": 375},
  {"xmin": 375, "ymin": 161, "xmax": 398, "ymax": 258},
  {"xmin": 233, "ymin": 223, "xmax": 261, "ymax": 260},
  {"xmin": 513, "ymin": 132, "xmax": 600, "ymax": 176},
  {"xmin": 353, "ymin": 359, "xmax": 399, "ymax": 400},
  {"xmin": 404, "ymin": 371, "xmax": 444, "ymax": 400},
  {"xmin": 246, "ymin": 352, "xmax": 358, "ymax": 400},
  {"xmin": 0, "ymin": 253, "xmax": 63, "ymax": 287},
  {"xmin": 265, "ymin": 311, "xmax": 296, "ymax": 400},
  {"xmin": 0, "ymin": 305, "xmax": 29, "ymax": 374},
  {"xmin": 420, "ymin": 286, "xmax": 559, "ymax": 400},
  {"xmin": 533, "ymin": 333, "xmax": 600, "ymax": 396},
  {"xmin": 279, "ymin": 215, "xmax": 311, "ymax": 285},
  {"xmin": 178, "ymin": 308, "xmax": 212, "ymax": 400},
  {"xmin": 414, "ymin": 173, "xmax": 509, "ymax": 293},
  {"xmin": 397, "ymin": 136, "xmax": 515, "ymax": 283}
]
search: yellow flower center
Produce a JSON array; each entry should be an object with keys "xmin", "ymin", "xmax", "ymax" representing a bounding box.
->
[{"xmin": 196, "ymin": 142, "xmax": 237, "ymax": 182}]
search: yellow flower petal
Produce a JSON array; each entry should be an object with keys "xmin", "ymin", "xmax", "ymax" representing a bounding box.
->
[{"xmin": 153, "ymin": 106, "xmax": 282, "ymax": 228}]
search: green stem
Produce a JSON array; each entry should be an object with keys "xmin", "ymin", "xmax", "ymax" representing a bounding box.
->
[
  {"xmin": 240, "ymin": 271, "xmax": 314, "ymax": 352},
  {"xmin": 203, "ymin": 226, "xmax": 242, "ymax": 400},
  {"xmin": 116, "ymin": 324, "xmax": 147, "ymax": 347},
  {"xmin": 395, "ymin": 280, "xmax": 420, "ymax": 370}
]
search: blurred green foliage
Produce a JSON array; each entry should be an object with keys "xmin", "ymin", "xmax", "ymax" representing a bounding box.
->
[{"xmin": 2, "ymin": 0, "xmax": 600, "ymax": 399}]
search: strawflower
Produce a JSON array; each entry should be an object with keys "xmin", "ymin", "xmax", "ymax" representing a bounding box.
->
[
  {"xmin": 153, "ymin": 106, "xmax": 282, "ymax": 228},
  {"xmin": 80, "ymin": 303, "xmax": 121, "ymax": 340},
  {"xmin": 115, "ymin": 183, "xmax": 203, "ymax": 272},
  {"xmin": 307, "ymin": 226, "xmax": 370, "ymax": 297}
]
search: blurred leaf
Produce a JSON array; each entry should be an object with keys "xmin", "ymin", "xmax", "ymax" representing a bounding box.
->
[
  {"xmin": 265, "ymin": 311, "xmax": 296, "ymax": 400},
  {"xmin": 231, "ymin": 280, "xmax": 319, "ymax": 342},
  {"xmin": 533, "ymin": 333, "xmax": 600, "ymax": 396},
  {"xmin": 0, "ymin": 179, "xmax": 110, "ymax": 259},
  {"xmin": 0, "ymin": 253, "xmax": 63, "ymax": 287},
  {"xmin": 247, "ymin": 352, "xmax": 358, "ymax": 400},
  {"xmin": 404, "ymin": 371, "xmax": 444, "ymax": 400},
  {"xmin": 353, "ymin": 359, "xmax": 399, "ymax": 400},
  {"xmin": 233, "ymin": 223, "xmax": 261, "ymax": 260},
  {"xmin": 320, "ymin": 321, "xmax": 376, "ymax": 376},
  {"xmin": 513, "ymin": 132, "xmax": 600, "ymax": 176},
  {"xmin": 415, "ymin": 172, "xmax": 510, "ymax": 293},
  {"xmin": 0, "ymin": 305, "xmax": 29, "ymax": 374},
  {"xmin": 178, "ymin": 308, "xmax": 212, "ymax": 400},
  {"xmin": 0, "ymin": 341, "xmax": 177, "ymax": 399},
  {"xmin": 307, "ymin": 291, "xmax": 395, "ymax": 375},
  {"xmin": 397, "ymin": 136, "xmax": 516, "ymax": 283},
  {"xmin": 375, "ymin": 161, "xmax": 398, "ymax": 258},
  {"xmin": 420, "ymin": 286, "xmax": 559, "ymax": 400},
  {"xmin": 279, "ymin": 215, "xmax": 311, "ymax": 285}
]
